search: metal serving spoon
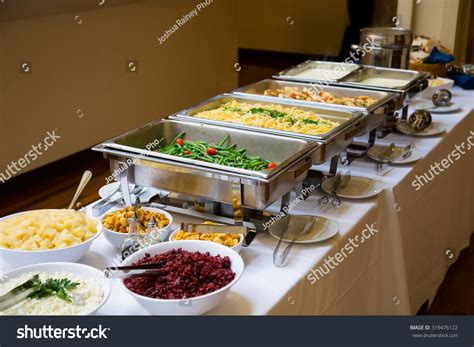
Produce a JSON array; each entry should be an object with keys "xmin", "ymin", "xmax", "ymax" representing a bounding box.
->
[{"xmin": 68, "ymin": 170, "xmax": 92, "ymax": 209}]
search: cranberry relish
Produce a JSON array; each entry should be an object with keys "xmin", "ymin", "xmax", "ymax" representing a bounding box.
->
[{"xmin": 124, "ymin": 249, "xmax": 236, "ymax": 299}]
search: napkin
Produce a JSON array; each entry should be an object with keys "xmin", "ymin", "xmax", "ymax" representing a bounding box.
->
[
  {"xmin": 448, "ymin": 71, "xmax": 474, "ymax": 90},
  {"xmin": 425, "ymin": 47, "xmax": 455, "ymax": 64}
]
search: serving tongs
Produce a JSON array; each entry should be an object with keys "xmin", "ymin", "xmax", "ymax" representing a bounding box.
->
[
  {"xmin": 104, "ymin": 262, "xmax": 167, "ymax": 278},
  {"xmin": 273, "ymin": 215, "xmax": 316, "ymax": 267},
  {"xmin": 375, "ymin": 142, "xmax": 395, "ymax": 172},
  {"xmin": 92, "ymin": 185, "xmax": 146, "ymax": 217},
  {"xmin": 375, "ymin": 143, "xmax": 412, "ymax": 173},
  {"xmin": 0, "ymin": 277, "xmax": 37, "ymax": 312},
  {"xmin": 318, "ymin": 171, "xmax": 351, "ymax": 208}
]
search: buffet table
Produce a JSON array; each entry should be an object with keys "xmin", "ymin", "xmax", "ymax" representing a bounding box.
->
[{"xmin": 80, "ymin": 87, "xmax": 473, "ymax": 315}]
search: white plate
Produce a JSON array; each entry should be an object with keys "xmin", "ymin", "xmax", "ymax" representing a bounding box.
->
[
  {"xmin": 396, "ymin": 122, "xmax": 446, "ymax": 137},
  {"xmin": 268, "ymin": 215, "xmax": 338, "ymax": 244},
  {"xmin": 99, "ymin": 183, "xmax": 161, "ymax": 203},
  {"xmin": 367, "ymin": 145, "xmax": 423, "ymax": 164},
  {"xmin": 412, "ymin": 100, "xmax": 461, "ymax": 113},
  {"xmin": 99, "ymin": 182, "xmax": 130, "ymax": 199},
  {"xmin": 321, "ymin": 176, "xmax": 383, "ymax": 199},
  {"xmin": 428, "ymin": 103, "xmax": 461, "ymax": 113}
]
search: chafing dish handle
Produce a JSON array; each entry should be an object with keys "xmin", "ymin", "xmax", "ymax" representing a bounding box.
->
[
  {"xmin": 279, "ymin": 156, "xmax": 313, "ymax": 180},
  {"xmin": 343, "ymin": 121, "xmax": 365, "ymax": 141},
  {"xmin": 406, "ymin": 75, "xmax": 429, "ymax": 96}
]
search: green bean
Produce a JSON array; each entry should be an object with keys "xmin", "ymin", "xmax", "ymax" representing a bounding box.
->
[{"xmin": 157, "ymin": 134, "xmax": 277, "ymax": 171}]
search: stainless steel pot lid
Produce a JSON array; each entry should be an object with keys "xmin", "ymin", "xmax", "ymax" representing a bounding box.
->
[{"xmin": 360, "ymin": 27, "xmax": 413, "ymax": 48}]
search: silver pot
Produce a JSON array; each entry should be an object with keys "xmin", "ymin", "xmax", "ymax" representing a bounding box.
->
[{"xmin": 352, "ymin": 27, "xmax": 413, "ymax": 69}]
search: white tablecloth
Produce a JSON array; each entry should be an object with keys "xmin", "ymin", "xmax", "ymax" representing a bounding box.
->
[{"xmin": 70, "ymin": 88, "xmax": 474, "ymax": 315}]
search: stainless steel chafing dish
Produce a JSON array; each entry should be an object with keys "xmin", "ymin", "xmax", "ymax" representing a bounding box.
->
[
  {"xmin": 275, "ymin": 62, "xmax": 429, "ymax": 131},
  {"xmin": 275, "ymin": 60, "xmax": 360, "ymax": 83},
  {"xmin": 337, "ymin": 65, "xmax": 428, "ymax": 108},
  {"xmin": 232, "ymin": 79, "xmax": 398, "ymax": 135},
  {"xmin": 169, "ymin": 94, "xmax": 366, "ymax": 164},
  {"xmin": 275, "ymin": 63, "xmax": 428, "ymax": 110},
  {"xmin": 93, "ymin": 119, "xmax": 317, "ymax": 210}
]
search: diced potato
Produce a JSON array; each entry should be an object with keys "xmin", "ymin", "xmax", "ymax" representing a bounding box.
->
[{"xmin": 0, "ymin": 209, "xmax": 97, "ymax": 251}]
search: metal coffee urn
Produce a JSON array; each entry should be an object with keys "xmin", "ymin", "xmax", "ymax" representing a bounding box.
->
[{"xmin": 352, "ymin": 27, "xmax": 413, "ymax": 69}]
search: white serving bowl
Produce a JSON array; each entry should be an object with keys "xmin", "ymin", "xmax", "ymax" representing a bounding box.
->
[
  {"xmin": 168, "ymin": 229, "xmax": 244, "ymax": 253},
  {"xmin": 0, "ymin": 262, "xmax": 111, "ymax": 315},
  {"xmin": 119, "ymin": 240, "xmax": 245, "ymax": 315},
  {"xmin": 419, "ymin": 77, "xmax": 455, "ymax": 98},
  {"xmin": 102, "ymin": 207, "xmax": 174, "ymax": 248},
  {"xmin": 0, "ymin": 211, "xmax": 102, "ymax": 268}
]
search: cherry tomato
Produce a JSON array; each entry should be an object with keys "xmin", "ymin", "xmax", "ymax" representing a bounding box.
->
[
  {"xmin": 184, "ymin": 150, "xmax": 190, "ymax": 155},
  {"xmin": 267, "ymin": 162, "xmax": 277, "ymax": 169},
  {"xmin": 206, "ymin": 147, "xmax": 216, "ymax": 155},
  {"xmin": 175, "ymin": 138, "xmax": 184, "ymax": 146}
]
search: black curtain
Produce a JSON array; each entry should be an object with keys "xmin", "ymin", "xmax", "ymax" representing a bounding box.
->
[{"xmin": 338, "ymin": 0, "xmax": 375, "ymax": 61}]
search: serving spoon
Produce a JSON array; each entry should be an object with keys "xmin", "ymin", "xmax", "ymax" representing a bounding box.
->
[{"xmin": 68, "ymin": 170, "xmax": 93, "ymax": 210}]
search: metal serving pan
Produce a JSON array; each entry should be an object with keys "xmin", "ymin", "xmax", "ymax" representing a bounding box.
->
[
  {"xmin": 232, "ymin": 79, "xmax": 398, "ymax": 132},
  {"xmin": 170, "ymin": 94, "xmax": 366, "ymax": 164},
  {"xmin": 275, "ymin": 60, "xmax": 361, "ymax": 83},
  {"xmin": 92, "ymin": 145, "xmax": 315, "ymax": 210},
  {"xmin": 171, "ymin": 93, "xmax": 365, "ymax": 142},
  {"xmin": 338, "ymin": 65, "xmax": 429, "ymax": 110},
  {"xmin": 100, "ymin": 119, "xmax": 318, "ymax": 180},
  {"xmin": 339, "ymin": 65, "xmax": 427, "ymax": 92}
]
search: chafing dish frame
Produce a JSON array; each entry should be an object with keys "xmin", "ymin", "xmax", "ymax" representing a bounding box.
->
[
  {"xmin": 275, "ymin": 60, "xmax": 361, "ymax": 83},
  {"xmin": 98, "ymin": 119, "xmax": 319, "ymax": 180},
  {"xmin": 232, "ymin": 79, "xmax": 399, "ymax": 135},
  {"xmin": 92, "ymin": 144, "xmax": 315, "ymax": 211},
  {"xmin": 169, "ymin": 93, "xmax": 367, "ymax": 164}
]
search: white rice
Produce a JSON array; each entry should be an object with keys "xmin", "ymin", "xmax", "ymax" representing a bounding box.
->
[{"xmin": 0, "ymin": 272, "xmax": 104, "ymax": 315}]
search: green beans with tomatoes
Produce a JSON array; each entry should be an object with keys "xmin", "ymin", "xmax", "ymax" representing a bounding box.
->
[{"xmin": 157, "ymin": 132, "xmax": 278, "ymax": 171}]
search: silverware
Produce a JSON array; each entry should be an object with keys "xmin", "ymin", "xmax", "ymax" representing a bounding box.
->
[
  {"xmin": 401, "ymin": 148, "xmax": 413, "ymax": 159},
  {"xmin": 91, "ymin": 185, "xmax": 121, "ymax": 212},
  {"xmin": 273, "ymin": 216, "xmax": 316, "ymax": 267},
  {"xmin": 92, "ymin": 186, "xmax": 145, "ymax": 217},
  {"xmin": 408, "ymin": 109, "xmax": 432, "ymax": 131},
  {"xmin": 397, "ymin": 144, "xmax": 412, "ymax": 161},
  {"xmin": 432, "ymin": 89, "xmax": 452, "ymax": 107},
  {"xmin": 272, "ymin": 213, "xmax": 291, "ymax": 266},
  {"xmin": 68, "ymin": 170, "xmax": 92, "ymax": 210},
  {"xmin": 329, "ymin": 174, "xmax": 342, "ymax": 207},
  {"xmin": 386, "ymin": 144, "xmax": 412, "ymax": 166},
  {"xmin": 104, "ymin": 262, "xmax": 167, "ymax": 278},
  {"xmin": 340, "ymin": 171, "xmax": 351, "ymax": 189},
  {"xmin": 376, "ymin": 143, "xmax": 395, "ymax": 172},
  {"xmin": 0, "ymin": 276, "xmax": 88, "ymax": 312},
  {"xmin": 378, "ymin": 143, "xmax": 395, "ymax": 162},
  {"xmin": 133, "ymin": 195, "xmax": 141, "ymax": 218},
  {"xmin": 0, "ymin": 277, "xmax": 37, "ymax": 312}
]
